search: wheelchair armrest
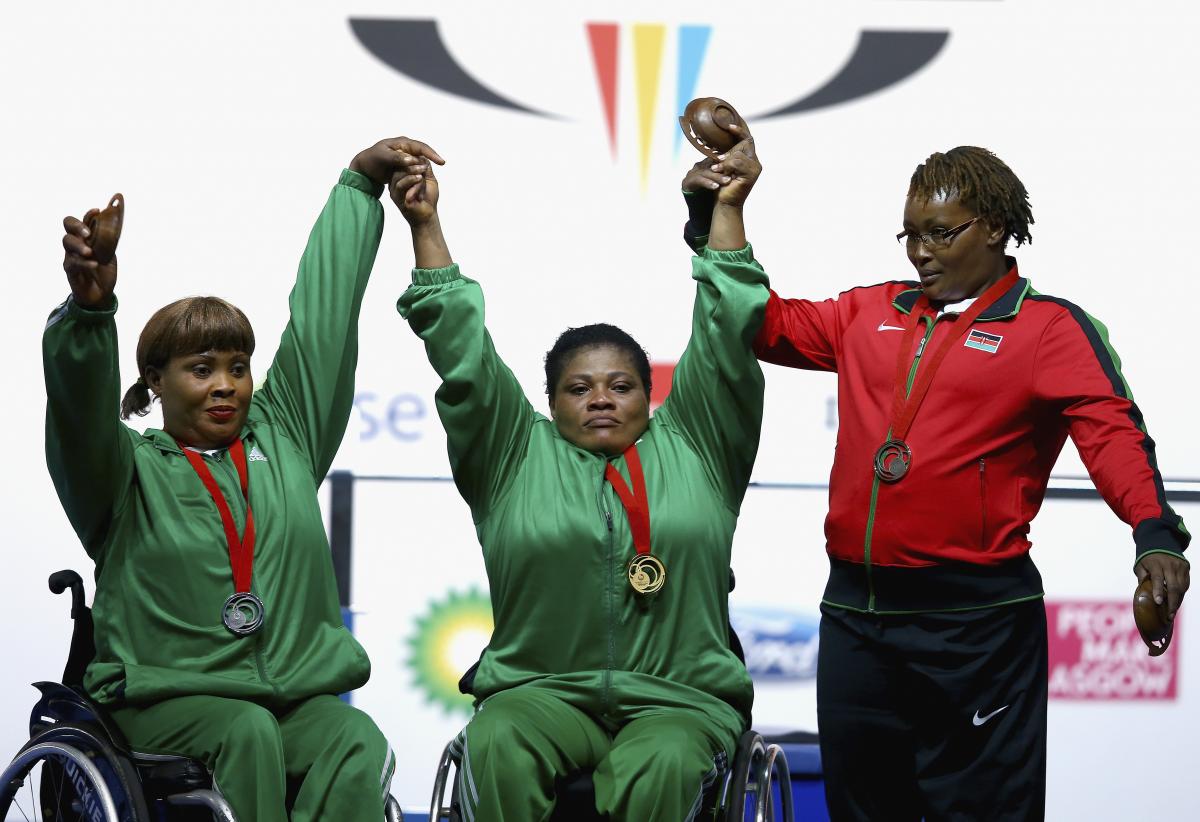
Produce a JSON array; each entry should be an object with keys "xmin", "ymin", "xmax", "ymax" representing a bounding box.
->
[
  {"xmin": 133, "ymin": 754, "xmax": 212, "ymax": 795},
  {"xmin": 30, "ymin": 682, "xmax": 127, "ymax": 748},
  {"xmin": 48, "ymin": 570, "xmax": 87, "ymax": 619},
  {"xmin": 458, "ymin": 652, "xmax": 485, "ymax": 695}
]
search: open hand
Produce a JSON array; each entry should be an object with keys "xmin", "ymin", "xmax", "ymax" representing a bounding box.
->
[{"xmin": 62, "ymin": 210, "xmax": 117, "ymax": 309}]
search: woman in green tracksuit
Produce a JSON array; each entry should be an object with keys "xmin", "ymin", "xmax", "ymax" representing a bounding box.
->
[
  {"xmin": 44, "ymin": 137, "xmax": 443, "ymax": 822},
  {"xmin": 395, "ymin": 138, "xmax": 767, "ymax": 820}
]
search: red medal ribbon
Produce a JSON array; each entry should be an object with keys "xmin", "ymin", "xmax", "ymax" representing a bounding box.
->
[
  {"xmin": 886, "ymin": 269, "xmax": 1019, "ymax": 442},
  {"xmin": 179, "ymin": 438, "xmax": 256, "ymax": 594},
  {"xmin": 604, "ymin": 443, "xmax": 651, "ymax": 556}
]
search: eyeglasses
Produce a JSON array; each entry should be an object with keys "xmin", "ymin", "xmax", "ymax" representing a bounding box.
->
[{"xmin": 895, "ymin": 217, "xmax": 980, "ymax": 249}]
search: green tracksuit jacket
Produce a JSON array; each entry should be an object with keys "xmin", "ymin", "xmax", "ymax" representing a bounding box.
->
[
  {"xmin": 398, "ymin": 244, "xmax": 769, "ymax": 729},
  {"xmin": 43, "ymin": 169, "xmax": 382, "ymax": 708}
]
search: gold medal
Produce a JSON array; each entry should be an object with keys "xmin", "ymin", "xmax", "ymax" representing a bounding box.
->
[
  {"xmin": 606, "ymin": 445, "xmax": 665, "ymax": 597},
  {"xmin": 627, "ymin": 553, "xmax": 667, "ymax": 595}
]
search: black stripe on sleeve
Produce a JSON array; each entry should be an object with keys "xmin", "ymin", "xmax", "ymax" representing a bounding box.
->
[{"xmin": 1026, "ymin": 294, "xmax": 1189, "ymax": 553}]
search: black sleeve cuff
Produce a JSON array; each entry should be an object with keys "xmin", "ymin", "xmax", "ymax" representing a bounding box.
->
[
  {"xmin": 683, "ymin": 188, "xmax": 715, "ymax": 253},
  {"xmin": 1133, "ymin": 517, "xmax": 1191, "ymax": 558}
]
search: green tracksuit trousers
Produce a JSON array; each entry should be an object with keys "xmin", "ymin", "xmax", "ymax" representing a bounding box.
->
[
  {"xmin": 452, "ymin": 684, "xmax": 740, "ymax": 822},
  {"xmin": 110, "ymin": 694, "xmax": 393, "ymax": 821}
]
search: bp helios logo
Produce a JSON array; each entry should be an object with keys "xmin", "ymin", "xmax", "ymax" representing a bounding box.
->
[
  {"xmin": 349, "ymin": 18, "xmax": 948, "ymax": 184},
  {"xmin": 407, "ymin": 588, "xmax": 494, "ymax": 716},
  {"xmin": 405, "ymin": 592, "xmax": 819, "ymax": 711}
]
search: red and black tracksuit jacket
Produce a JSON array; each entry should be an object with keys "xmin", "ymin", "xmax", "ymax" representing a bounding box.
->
[{"xmin": 753, "ymin": 261, "xmax": 1190, "ymax": 613}]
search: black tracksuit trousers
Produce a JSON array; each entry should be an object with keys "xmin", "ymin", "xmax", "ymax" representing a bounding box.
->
[{"xmin": 817, "ymin": 599, "xmax": 1048, "ymax": 822}]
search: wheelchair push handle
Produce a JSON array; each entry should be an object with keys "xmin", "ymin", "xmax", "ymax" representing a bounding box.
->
[{"xmin": 48, "ymin": 569, "xmax": 87, "ymax": 619}]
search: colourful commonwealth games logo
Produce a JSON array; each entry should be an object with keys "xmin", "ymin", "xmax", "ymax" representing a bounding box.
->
[
  {"xmin": 407, "ymin": 588, "xmax": 494, "ymax": 716},
  {"xmin": 349, "ymin": 18, "xmax": 949, "ymax": 184}
]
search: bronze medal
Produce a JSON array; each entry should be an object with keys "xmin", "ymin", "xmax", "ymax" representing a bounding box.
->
[
  {"xmin": 873, "ymin": 440, "xmax": 912, "ymax": 483},
  {"xmin": 627, "ymin": 553, "xmax": 667, "ymax": 595},
  {"xmin": 875, "ymin": 270, "xmax": 1021, "ymax": 483}
]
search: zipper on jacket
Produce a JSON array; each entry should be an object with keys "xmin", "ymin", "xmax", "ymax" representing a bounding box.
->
[
  {"xmin": 979, "ymin": 458, "xmax": 987, "ymax": 548},
  {"xmin": 914, "ymin": 334, "xmax": 929, "ymax": 358},
  {"xmin": 863, "ymin": 315, "xmax": 936, "ymax": 612},
  {"xmin": 597, "ymin": 468, "xmax": 616, "ymax": 716},
  {"xmin": 251, "ymin": 641, "xmax": 275, "ymax": 691}
]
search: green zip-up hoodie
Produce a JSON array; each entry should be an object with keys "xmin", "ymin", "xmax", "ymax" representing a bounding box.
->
[
  {"xmin": 399, "ymin": 245, "xmax": 768, "ymax": 728},
  {"xmin": 43, "ymin": 169, "xmax": 382, "ymax": 707}
]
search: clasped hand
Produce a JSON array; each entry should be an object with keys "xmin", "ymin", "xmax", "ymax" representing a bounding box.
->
[
  {"xmin": 681, "ymin": 123, "xmax": 760, "ymax": 207},
  {"xmin": 349, "ymin": 136, "xmax": 445, "ymax": 225}
]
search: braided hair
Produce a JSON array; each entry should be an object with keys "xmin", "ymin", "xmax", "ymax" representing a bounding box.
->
[{"xmin": 908, "ymin": 146, "xmax": 1034, "ymax": 247}]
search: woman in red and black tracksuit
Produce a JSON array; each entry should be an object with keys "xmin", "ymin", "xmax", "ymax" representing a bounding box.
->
[{"xmin": 683, "ymin": 146, "xmax": 1189, "ymax": 821}]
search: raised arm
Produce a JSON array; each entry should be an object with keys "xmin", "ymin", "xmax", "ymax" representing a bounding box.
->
[
  {"xmin": 392, "ymin": 155, "xmax": 535, "ymax": 522},
  {"xmin": 679, "ymin": 158, "xmax": 722, "ymax": 253},
  {"xmin": 705, "ymin": 132, "xmax": 755, "ymax": 252},
  {"xmin": 255, "ymin": 138, "xmax": 443, "ymax": 478},
  {"xmin": 44, "ymin": 211, "xmax": 134, "ymax": 557},
  {"xmin": 659, "ymin": 135, "xmax": 770, "ymax": 512},
  {"xmin": 678, "ymin": 127, "xmax": 846, "ymax": 374}
]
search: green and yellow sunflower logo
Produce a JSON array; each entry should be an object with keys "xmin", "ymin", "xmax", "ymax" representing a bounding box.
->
[{"xmin": 406, "ymin": 588, "xmax": 494, "ymax": 716}]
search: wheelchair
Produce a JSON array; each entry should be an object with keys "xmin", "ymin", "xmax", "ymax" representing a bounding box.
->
[
  {"xmin": 0, "ymin": 570, "xmax": 404, "ymax": 822},
  {"xmin": 429, "ymin": 600, "xmax": 796, "ymax": 822},
  {"xmin": 429, "ymin": 726, "xmax": 793, "ymax": 822}
]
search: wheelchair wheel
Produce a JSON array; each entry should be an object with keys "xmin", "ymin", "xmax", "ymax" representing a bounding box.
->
[
  {"xmin": 0, "ymin": 723, "xmax": 148, "ymax": 822},
  {"xmin": 719, "ymin": 731, "xmax": 793, "ymax": 822}
]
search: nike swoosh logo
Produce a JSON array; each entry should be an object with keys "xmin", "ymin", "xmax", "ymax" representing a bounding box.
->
[
  {"xmin": 972, "ymin": 705, "xmax": 1010, "ymax": 726},
  {"xmin": 877, "ymin": 322, "xmax": 905, "ymax": 332}
]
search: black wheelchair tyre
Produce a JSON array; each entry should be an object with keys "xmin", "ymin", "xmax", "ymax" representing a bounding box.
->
[{"xmin": 1, "ymin": 722, "xmax": 149, "ymax": 822}]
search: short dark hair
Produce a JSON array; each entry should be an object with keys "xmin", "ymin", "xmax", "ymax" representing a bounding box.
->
[
  {"xmin": 908, "ymin": 146, "xmax": 1034, "ymax": 247},
  {"xmin": 544, "ymin": 323, "xmax": 651, "ymax": 398},
  {"xmin": 121, "ymin": 296, "xmax": 255, "ymax": 419}
]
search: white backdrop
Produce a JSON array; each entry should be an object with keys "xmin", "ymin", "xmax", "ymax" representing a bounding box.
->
[{"xmin": 3, "ymin": 1, "xmax": 1198, "ymax": 818}]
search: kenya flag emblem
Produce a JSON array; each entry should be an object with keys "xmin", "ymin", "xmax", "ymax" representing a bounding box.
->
[{"xmin": 964, "ymin": 329, "xmax": 1003, "ymax": 354}]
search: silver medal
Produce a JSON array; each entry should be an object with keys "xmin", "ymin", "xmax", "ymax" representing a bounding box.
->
[{"xmin": 222, "ymin": 592, "xmax": 265, "ymax": 636}]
